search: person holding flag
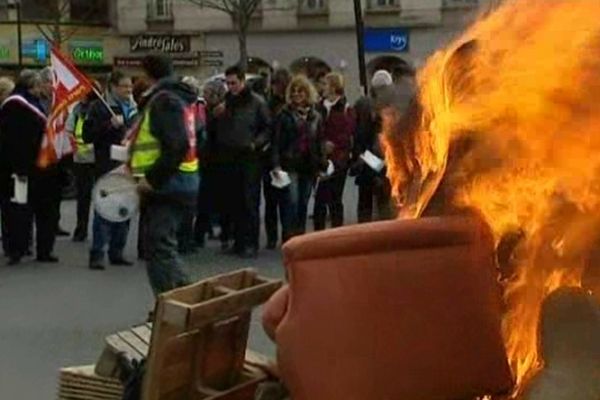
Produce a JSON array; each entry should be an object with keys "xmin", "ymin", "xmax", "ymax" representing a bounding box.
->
[
  {"xmin": 2, "ymin": 46, "xmax": 96, "ymax": 265},
  {"xmin": 0, "ymin": 70, "xmax": 60, "ymax": 265},
  {"xmin": 67, "ymin": 85, "xmax": 99, "ymax": 242},
  {"xmin": 84, "ymin": 71, "xmax": 137, "ymax": 271}
]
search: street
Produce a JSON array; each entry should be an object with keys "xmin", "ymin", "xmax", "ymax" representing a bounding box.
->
[{"xmin": 0, "ymin": 182, "xmax": 360, "ymax": 399}]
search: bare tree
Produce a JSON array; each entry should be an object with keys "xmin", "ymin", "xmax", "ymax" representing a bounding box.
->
[
  {"xmin": 186, "ymin": 0, "xmax": 274, "ymax": 69},
  {"xmin": 32, "ymin": 0, "xmax": 97, "ymax": 47}
]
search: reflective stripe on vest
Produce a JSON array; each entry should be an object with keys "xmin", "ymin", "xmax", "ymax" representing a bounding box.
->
[
  {"xmin": 130, "ymin": 108, "xmax": 199, "ymax": 176},
  {"xmin": 74, "ymin": 116, "xmax": 93, "ymax": 156}
]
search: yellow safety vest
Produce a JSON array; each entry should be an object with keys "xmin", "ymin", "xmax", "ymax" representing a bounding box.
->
[
  {"xmin": 74, "ymin": 115, "xmax": 93, "ymax": 157},
  {"xmin": 130, "ymin": 109, "xmax": 199, "ymax": 177}
]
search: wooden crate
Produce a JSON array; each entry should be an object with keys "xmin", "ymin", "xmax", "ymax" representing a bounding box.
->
[
  {"xmin": 95, "ymin": 323, "xmax": 152, "ymax": 378},
  {"xmin": 142, "ymin": 269, "xmax": 282, "ymax": 400},
  {"xmin": 58, "ymin": 365, "xmax": 123, "ymax": 400}
]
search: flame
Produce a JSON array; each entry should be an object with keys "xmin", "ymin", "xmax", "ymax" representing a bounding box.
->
[{"xmin": 382, "ymin": 0, "xmax": 600, "ymax": 394}]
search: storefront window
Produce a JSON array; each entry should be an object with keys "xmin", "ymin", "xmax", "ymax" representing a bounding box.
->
[
  {"xmin": 70, "ymin": 0, "xmax": 109, "ymax": 23},
  {"xmin": 147, "ymin": 0, "xmax": 173, "ymax": 20}
]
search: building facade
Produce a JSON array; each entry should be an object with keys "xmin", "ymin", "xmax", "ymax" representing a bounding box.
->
[
  {"xmin": 0, "ymin": 0, "xmax": 117, "ymax": 77},
  {"xmin": 115, "ymin": 0, "xmax": 491, "ymax": 98},
  {"xmin": 0, "ymin": 0, "xmax": 492, "ymax": 98}
]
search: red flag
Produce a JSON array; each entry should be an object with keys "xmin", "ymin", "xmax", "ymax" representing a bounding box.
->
[{"xmin": 37, "ymin": 47, "xmax": 93, "ymax": 168}]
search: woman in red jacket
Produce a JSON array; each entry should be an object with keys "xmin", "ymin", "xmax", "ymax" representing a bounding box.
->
[{"xmin": 313, "ymin": 72, "xmax": 356, "ymax": 231}]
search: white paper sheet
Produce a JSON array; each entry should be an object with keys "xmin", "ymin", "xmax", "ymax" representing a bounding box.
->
[
  {"xmin": 11, "ymin": 174, "xmax": 28, "ymax": 204},
  {"xmin": 326, "ymin": 160, "xmax": 335, "ymax": 176},
  {"xmin": 360, "ymin": 150, "xmax": 385, "ymax": 172},
  {"xmin": 270, "ymin": 170, "xmax": 292, "ymax": 189},
  {"xmin": 110, "ymin": 144, "xmax": 130, "ymax": 162}
]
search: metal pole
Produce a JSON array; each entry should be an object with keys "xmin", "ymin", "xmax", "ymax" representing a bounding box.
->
[
  {"xmin": 353, "ymin": 0, "xmax": 368, "ymax": 96},
  {"xmin": 16, "ymin": 0, "xmax": 22, "ymax": 68}
]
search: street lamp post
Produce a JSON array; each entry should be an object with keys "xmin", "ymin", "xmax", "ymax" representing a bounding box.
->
[
  {"xmin": 16, "ymin": 0, "xmax": 22, "ymax": 68},
  {"xmin": 353, "ymin": 0, "xmax": 368, "ymax": 96}
]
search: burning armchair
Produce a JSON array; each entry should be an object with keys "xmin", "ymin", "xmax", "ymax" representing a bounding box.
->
[{"xmin": 262, "ymin": 216, "xmax": 513, "ymax": 399}]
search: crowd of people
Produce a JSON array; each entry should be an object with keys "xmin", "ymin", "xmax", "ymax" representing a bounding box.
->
[{"xmin": 0, "ymin": 54, "xmax": 413, "ymax": 296}]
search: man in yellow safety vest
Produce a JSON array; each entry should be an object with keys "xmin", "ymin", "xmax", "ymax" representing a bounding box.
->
[
  {"xmin": 131, "ymin": 55, "xmax": 201, "ymax": 296},
  {"xmin": 67, "ymin": 91, "xmax": 96, "ymax": 242}
]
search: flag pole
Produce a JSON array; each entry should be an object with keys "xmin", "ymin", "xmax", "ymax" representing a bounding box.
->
[{"xmin": 91, "ymin": 86, "xmax": 118, "ymax": 118}]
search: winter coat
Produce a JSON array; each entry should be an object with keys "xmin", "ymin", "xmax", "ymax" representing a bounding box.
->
[
  {"xmin": 0, "ymin": 88, "xmax": 49, "ymax": 199},
  {"xmin": 135, "ymin": 77, "xmax": 202, "ymax": 207},
  {"xmin": 352, "ymin": 95, "xmax": 386, "ymax": 186},
  {"xmin": 83, "ymin": 91, "xmax": 137, "ymax": 177},
  {"xmin": 318, "ymin": 96, "xmax": 356, "ymax": 171},
  {"xmin": 272, "ymin": 105, "xmax": 324, "ymax": 175},
  {"xmin": 212, "ymin": 86, "xmax": 271, "ymax": 163}
]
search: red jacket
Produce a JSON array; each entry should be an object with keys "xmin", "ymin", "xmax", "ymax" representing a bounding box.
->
[{"xmin": 318, "ymin": 96, "xmax": 356, "ymax": 170}]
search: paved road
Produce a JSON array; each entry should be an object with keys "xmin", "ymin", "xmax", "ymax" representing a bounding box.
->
[{"xmin": 0, "ymin": 181, "xmax": 361, "ymax": 399}]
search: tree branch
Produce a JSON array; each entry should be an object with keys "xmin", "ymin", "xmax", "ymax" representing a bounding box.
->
[
  {"xmin": 35, "ymin": 23, "xmax": 53, "ymax": 43},
  {"xmin": 186, "ymin": 0, "xmax": 231, "ymax": 14},
  {"xmin": 58, "ymin": 0, "xmax": 69, "ymax": 16},
  {"xmin": 62, "ymin": 25, "xmax": 80, "ymax": 43}
]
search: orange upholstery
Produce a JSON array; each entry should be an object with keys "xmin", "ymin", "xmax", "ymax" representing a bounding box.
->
[{"xmin": 263, "ymin": 216, "xmax": 514, "ymax": 400}]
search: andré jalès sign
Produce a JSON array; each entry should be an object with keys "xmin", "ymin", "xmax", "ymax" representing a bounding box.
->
[{"xmin": 130, "ymin": 35, "xmax": 191, "ymax": 53}]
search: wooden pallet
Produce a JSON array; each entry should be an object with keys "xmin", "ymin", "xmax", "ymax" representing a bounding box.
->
[
  {"xmin": 95, "ymin": 323, "xmax": 152, "ymax": 378},
  {"xmin": 142, "ymin": 269, "xmax": 282, "ymax": 400},
  {"xmin": 58, "ymin": 365, "xmax": 123, "ymax": 400}
]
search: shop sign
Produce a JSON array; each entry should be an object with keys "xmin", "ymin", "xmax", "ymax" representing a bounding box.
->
[
  {"xmin": 129, "ymin": 35, "xmax": 191, "ymax": 53},
  {"xmin": 364, "ymin": 28, "xmax": 409, "ymax": 53},
  {"xmin": 70, "ymin": 41, "xmax": 104, "ymax": 63},
  {"xmin": 114, "ymin": 56, "xmax": 199, "ymax": 68},
  {"xmin": 0, "ymin": 46, "xmax": 10, "ymax": 60},
  {"xmin": 22, "ymin": 39, "xmax": 49, "ymax": 63},
  {"xmin": 198, "ymin": 50, "xmax": 223, "ymax": 58}
]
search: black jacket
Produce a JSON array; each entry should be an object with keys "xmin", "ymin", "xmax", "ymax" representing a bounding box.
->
[
  {"xmin": 83, "ymin": 92, "xmax": 137, "ymax": 177},
  {"xmin": 213, "ymin": 87, "xmax": 271, "ymax": 161},
  {"xmin": 137, "ymin": 77, "xmax": 200, "ymax": 190},
  {"xmin": 272, "ymin": 105, "xmax": 323, "ymax": 175},
  {"xmin": 351, "ymin": 95, "xmax": 386, "ymax": 186},
  {"xmin": 0, "ymin": 89, "xmax": 48, "ymax": 198}
]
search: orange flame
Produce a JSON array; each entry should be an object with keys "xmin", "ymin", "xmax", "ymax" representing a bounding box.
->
[{"xmin": 382, "ymin": 0, "xmax": 600, "ymax": 394}]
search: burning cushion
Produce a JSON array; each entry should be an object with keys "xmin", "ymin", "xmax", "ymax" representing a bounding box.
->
[{"xmin": 266, "ymin": 216, "xmax": 513, "ymax": 400}]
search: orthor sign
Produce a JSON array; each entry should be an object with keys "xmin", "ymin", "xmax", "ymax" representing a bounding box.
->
[{"xmin": 70, "ymin": 41, "xmax": 104, "ymax": 64}]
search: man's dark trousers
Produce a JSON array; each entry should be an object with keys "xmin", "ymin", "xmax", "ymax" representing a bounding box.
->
[
  {"xmin": 232, "ymin": 158, "xmax": 261, "ymax": 253},
  {"xmin": 263, "ymin": 171, "xmax": 285, "ymax": 246},
  {"xmin": 73, "ymin": 162, "xmax": 95, "ymax": 238},
  {"xmin": 145, "ymin": 200, "xmax": 191, "ymax": 296}
]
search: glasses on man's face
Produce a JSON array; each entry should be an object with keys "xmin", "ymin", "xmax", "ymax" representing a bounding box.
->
[{"xmin": 226, "ymin": 81, "xmax": 238, "ymax": 87}]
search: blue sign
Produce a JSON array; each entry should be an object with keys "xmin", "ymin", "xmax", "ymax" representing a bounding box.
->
[
  {"xmin": 22, "ymin": 39, "xmax": 50, "ymax": 63},
  {"xmin": 364, "ymin": 28, "xmax": 409, "ymax": 53}
]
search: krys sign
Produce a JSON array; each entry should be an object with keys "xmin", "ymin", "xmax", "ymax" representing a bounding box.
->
[{"xmin": 130, "ymin": 35, "xmax": 191, "ymax": 53}]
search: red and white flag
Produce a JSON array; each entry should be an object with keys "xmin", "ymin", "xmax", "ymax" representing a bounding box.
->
[{"xmin": 37, "ymin": 47, "xmax": 93, "ymax": 168}]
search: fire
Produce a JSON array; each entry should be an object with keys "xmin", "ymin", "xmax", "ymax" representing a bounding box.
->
[{"xmin": 382, "ymin": 0, "xmax": 600, "ymax": 395}]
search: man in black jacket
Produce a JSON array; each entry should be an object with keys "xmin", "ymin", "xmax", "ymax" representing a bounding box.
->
[
  {"xmin": 352, "ymin": 70, "xmax": 399, "ymax": 223},
  {"xmin": 83, "ymin": 70, "xmax": 137, "ymax": 270},
  {"xmin": 263, "ymin": 69, "xmax": 291, "ymax": 249},
  {"xmin": 0, "ymin": 70, "xmax": 60, "ymax": 264},
  {"xmin": 212, "ymin": 65, "xmax": 271, "ymax": 258}
]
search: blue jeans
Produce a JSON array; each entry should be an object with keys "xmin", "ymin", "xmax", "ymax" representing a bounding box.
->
[
  {"xmin": 282, "ymin": 173, "xmax": 314, "ymax": 241},
  {"xmin": 90, "ymin": 212, "xmax": 130, "ymax": 262}
]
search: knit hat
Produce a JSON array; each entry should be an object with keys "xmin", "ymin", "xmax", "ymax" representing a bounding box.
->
[
  {"xmin": 141, "ymin": 55, "xmax": 174, "ymax": 81},
  {"xmin": 371, "ymin": 70, "xmax": 393, "ymax": 88}
]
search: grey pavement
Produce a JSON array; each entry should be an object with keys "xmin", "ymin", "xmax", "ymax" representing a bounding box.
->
[{"xmin": 0, "ymin": 179, "xmax": 361, "ymax": 400}]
